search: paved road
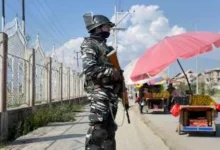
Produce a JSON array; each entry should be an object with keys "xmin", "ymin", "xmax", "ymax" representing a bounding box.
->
[
  {"xmin": 115, "ymin": 103, "xmax": 169, "ymax": 150},
  {"xmin": 133, "ymin": 96, "xmax": 220, "ymax": 150},
  {"xmin": 4, "ymin": 109, "xmax": 88, "ymax": 150},
  {"xmin": 4, "ymin": 102, "xmax": 169, "ymax": 150},
  {"xmin": 5, "ymin": 96, "xmax": 219, "ymax": 150},
  {"xmin": 211, "ymin": 96, "xmax": 220, "ymax": 104}
]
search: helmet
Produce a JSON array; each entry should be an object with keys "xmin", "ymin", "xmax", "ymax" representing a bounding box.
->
[{"xmin": 83, "ymin": 12, "xmax": 115, "ymax": 33}]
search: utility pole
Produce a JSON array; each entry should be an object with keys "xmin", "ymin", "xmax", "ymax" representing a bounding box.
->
[
  {"xmin": 22, "ymin": 0, "xmax": 25, "ymax": 35},
  {"xmin": 167, "ymin": 67, "xmax": 170, "ymax": 77},
  {"xmin": 2, "ymin": 0, "xmax": 5, "ymax": 31},
  {"xmin": 62, "ymin": 50, "xmax": 64, "ymax": 64},
  {"xmin": 74, "ymin": 50, "xmax": 81, "ymax": 72},
  {"xmin": 196, "ymin": 54, "xmax": 199, "ymax": 94},
  {"xmin": 114, "ymin": 6, "xmax": 118, "ymax": 50},
  {"xmin": 75, "ymin": 51, "xmax": 80, "ymax": 68},
  {"xmin": 195, "ymin": 25, "xmax": 199, "ymax": 94},
  {"xmin": 52, "ymin": 43, "xmax": 55, "ymax": 56},
  {"xmin": 113, "ymin": 5, "xmax": 129, "ymax": 50}
]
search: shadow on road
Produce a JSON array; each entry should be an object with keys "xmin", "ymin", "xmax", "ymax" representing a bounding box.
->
[
  {"xmin": 142, "ymin": 111, "xmax": 171, "ymax": 115},
  {"xmin": 11, "ymin": 133, "xmax": 86, "ymax": 145},
  {"xmin": 47, "ymin": 121, "xmax": 90, "ymax": 127},
  {"xmin": 75, "ymin": 114, "xmax": 89, "ymax": 118},
  {"xmin": 74, "ymin": 110, "xmax": 90, "ymax": 113}
]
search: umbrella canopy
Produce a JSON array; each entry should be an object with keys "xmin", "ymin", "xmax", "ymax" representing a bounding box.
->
[
  {"xmin": 123, "ymin": 58, "xmax": 139, "ymax": 85},
  {"xmin": 148, "ymin": 76, "xmax": 168, "ymax": 85},
  {"xmin": 123, "ymin": 58, "xmax": 168, "ymax": 85},
  {"xmin": 131, "ymin": 31, "xmax": 220, "ymax": 82}
]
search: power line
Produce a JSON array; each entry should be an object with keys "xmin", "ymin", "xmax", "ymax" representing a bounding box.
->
[
  {"xmin": 25, "ymin": 11, "xmax": 61, "ymax": 44},
  {"xmin": 16, "ymin": 0, "xmax": 62, "ymax": 45},
  {"xmin": 5, "ymin": 0, "xmax": 70, "ymax": 51},
  {"xmin": 25, "ymin": 1, "xmax": 60, "ymax": 39},
  {"xmin": 6, "ymin": 0, "xmax": 53, "ymax": 46},
  {"xmin": 44, "ymin": 0, "xmax": 71, "ymax": 38},
  {"xmin": 5, "ymin": 1, "xmax": 22, "ymax": 18},
  {"xmin": 36, "ymin": 0, "xmax": 69, "ymax": 41},
  {"xmin": 25, "ymin": 1, "xmax": 63, "ymax": 45},
  {"xmin": 118, "ymin": 0, "xmax": 121, "ymax": 11},
  {"xmin": 34, "ymin": 0, "xmax": 63, "ymax": 40},
  {"xmin": 115, "ymin": 0, "xmax": 125, "ymax": 12}
]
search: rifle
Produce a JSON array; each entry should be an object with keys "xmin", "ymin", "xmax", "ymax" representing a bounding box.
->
[{"xmin": 107, "ymin": 49, "xmax": 131, "ymax": 124}]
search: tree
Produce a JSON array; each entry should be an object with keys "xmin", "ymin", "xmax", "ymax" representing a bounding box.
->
[
  {"xmin": 190, "ymin": 83, "xmax": 196, "ymax": 94},
  {"xmin": 199, "ymin": 82, "xmax": 205, "ymax": 95},
  {"xmin": 207, "ymin": 87, "xmax": 217, "ymax": 96},
  {"xmin": 176, "ymin": 83, "xmax": 188, "ymax": 94}
]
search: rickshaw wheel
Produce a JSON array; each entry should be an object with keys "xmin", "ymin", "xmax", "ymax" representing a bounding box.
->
[
  {"xmin": 163, "ymin": 106, "xmax": 168, "ymax": 114},
  {"xmin": 145, "ymin": 108, "xmax": 149, "ymax": 114},
  {"xmin": 213, "ymin": 131, "xmax": 217, "ymax": 136},
  {"xmin": 178, "ymin": 124, "xmax": 183, "ymax": 135}
]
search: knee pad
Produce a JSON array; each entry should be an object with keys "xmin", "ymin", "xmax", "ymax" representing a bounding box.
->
[
  {"xmin": 86, "ymin": 125, "xmax": 108, "ymax": 146},
  {"xmin": 85, "ymin": 126, "xmax": 94, "ymax": 146},
  {"xmin": 92, "ymin": 128, "xmax": 108, "ymax": 142},
  {"xmin": 86, "ymin": 145, "xmax": 103, "ymax": 150},
  {"xmin": 86, "ymin": 145, "xmax": 104, "ymax": 150},
  {"xmin": 103, "ymin": 139, "xmax": 116, "ymax": 150}
]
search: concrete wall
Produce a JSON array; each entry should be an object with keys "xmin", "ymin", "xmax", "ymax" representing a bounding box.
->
[{"xmin": 0, "ymin": 97, "xmax": 88, "ymax": 141}]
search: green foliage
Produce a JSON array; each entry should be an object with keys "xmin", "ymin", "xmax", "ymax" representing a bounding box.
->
[
  {"xmin": 175, "ymin": 81, "xmax": 220, "ymax": 96},
  {"xmin": 12, "ymin": 103, "xmax": 83, "ymax": 140},
  {"xmin": 176, "ymin": 82, "xmax": 188, "ymax": 93},
  {"xmin": 214, "ymin": 90, "xmax": 220, "ymax": 96},
  {"xmin": 160, "ymin": 84, "xmax": 165, "ymax": 91},
  {"xmin": 207, "ymin": 87, "xmax": 217, "ymax": 96},
  {"xmin": 0, "ymin": 141, "xmax": 9, "ymax": 149},
  {"xmin": 190, "ymin": 82, "xmax": 206, "ymax": 95},
  {"xmin": 199, "ymin": 82, "xmax": 206, "ymax": 95},
  {"xmin": 191, "ymin": 83, "xmax": 196, "ymax": 94}
]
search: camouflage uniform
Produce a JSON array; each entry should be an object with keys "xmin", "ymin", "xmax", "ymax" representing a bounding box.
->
[{"xmin": 81, "ymin": 13, "xmax": 119, "ymax": 150}]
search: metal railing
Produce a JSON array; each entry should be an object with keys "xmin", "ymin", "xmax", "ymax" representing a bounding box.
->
[{"xmin": 0, "ymin": 18, "xmax": 85, "ymax": 110}]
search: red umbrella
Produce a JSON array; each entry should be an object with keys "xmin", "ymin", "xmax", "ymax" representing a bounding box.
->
[{"xmin": 131, "ymin": 31, "xmax": 220, "ymax": 92}]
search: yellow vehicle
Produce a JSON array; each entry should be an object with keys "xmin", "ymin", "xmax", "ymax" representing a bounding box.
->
[
  {"xmin": 178, "ymin": 105, "xmax": 217, "ymax": 136},
  {"xmin": 144, "ymin": 84, "xmax": 170, "ymax": 113},
  {"xmin": 177, "ymin": 95, "xmax": 218, "ymax": 136}
]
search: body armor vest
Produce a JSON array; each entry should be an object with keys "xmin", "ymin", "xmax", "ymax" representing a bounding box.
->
[{"xmin": 81, "ymin": 37, "xmax": 114, "ymax": 92}]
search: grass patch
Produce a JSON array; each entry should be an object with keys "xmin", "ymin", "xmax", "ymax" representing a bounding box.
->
[
  {"xmin": 11, "ymin": 103, "xmax": 83, "ymax": 141},
  {"xmin": 0, "ymin": 141, "xmax": 10, "ymax": 149}
]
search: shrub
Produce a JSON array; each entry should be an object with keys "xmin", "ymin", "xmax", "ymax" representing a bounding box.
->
[{"xmin": 12, "ymin": 103, "xmax": 82, "ymax": 140}]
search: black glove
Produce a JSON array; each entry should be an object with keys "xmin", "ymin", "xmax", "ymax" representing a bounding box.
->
[
  {"xmin": 124, "ymin": 104, "xmax": 129, "ymax": 110},
  {"xmin": 112, "ymin": 68, "xmax": 122, "ymax": 81}
]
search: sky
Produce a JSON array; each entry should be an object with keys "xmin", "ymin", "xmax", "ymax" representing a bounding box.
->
[{"xmin": 1, "ymin": 0, "xmax": 220, "ymax": 76}]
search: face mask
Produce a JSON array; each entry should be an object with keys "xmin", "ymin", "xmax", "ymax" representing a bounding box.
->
[
  {"xmin": 95, "ymin": 31, "xmax": 110, "ymax": 39},
  {"xmin": 100, "ymin": 31, "xmax": 110, "ymax": 39}
]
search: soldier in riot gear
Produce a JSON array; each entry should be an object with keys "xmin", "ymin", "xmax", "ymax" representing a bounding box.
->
[{"xmin": 81, "ymin": 12, "xmax": 126, "ymax": 150}]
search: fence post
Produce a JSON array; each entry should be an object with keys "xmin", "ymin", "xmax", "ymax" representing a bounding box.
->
[
  {"xmin": 49, "ymin": 57, "xmax": 52, "ymax": 103},
  {"xmin": 30, "ymin": 48, "xmax": 35, "ymax": 106},
  {"xmin": 73, "ymin": 72, "xmax": 77, "ymax": 98},
  {"xmin": 60, "ymin": 63, "xmax": 63, "ymax": 102},
  {"xmin": 79, "ymin": 75, "xmax": 81, "ymax": 98},
  {"xmin": 0, "ymin": 32, "xmax": 8, "ymax": 140},
  {"xmin": 76, "ymin": 73, "xmax": 79, "ymax": 98},
  {"xmin": 55, "ymin": 63, "xmax": 59, "ymax": 101},
  {"xmin": 67, "ymin": 67, "xmax": 71, "ymax": 100},
  {"xmin": 81, "ymin": 75, "xmax": 84, "ymax": 97},
  {"xmin": 45, "ymin": 57, "xmax": 52, "ymax": 103},
  {"xmin": 25, "ymin": 50, "xmax": 31, "ymax": 106}
]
